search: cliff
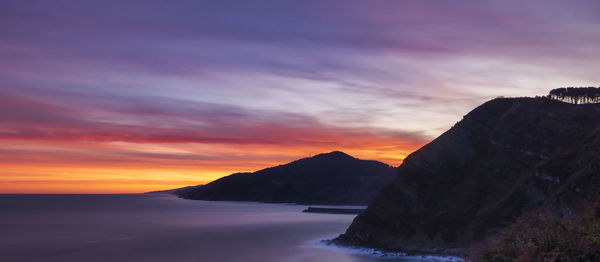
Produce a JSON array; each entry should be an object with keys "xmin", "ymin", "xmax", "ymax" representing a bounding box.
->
[
  {"xmin": 176, "ymin": 151, "xmax": 396, "ymax": 205},
  {"xmin": 335, "ymin": 97, "xmax": 600, "ymax": 254}
]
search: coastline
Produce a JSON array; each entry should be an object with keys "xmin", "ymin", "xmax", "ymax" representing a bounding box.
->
[{"xmin": 315, "ymin": 239, "xmax": 465, "ymax": 262}]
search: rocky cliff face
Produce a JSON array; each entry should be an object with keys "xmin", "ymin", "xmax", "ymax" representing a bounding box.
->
[
  {"xmin": 176, "ymin": 151, "xmax": 396, "ymax": 205},
  {"xmin": 335, "ymin": 97, "xmax": 600, "ymax": 254}
]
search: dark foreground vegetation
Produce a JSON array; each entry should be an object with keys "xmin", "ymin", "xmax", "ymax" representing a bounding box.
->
[{"xmin": 472, "ymin": 202, "xmax": 600, "ymax": 262}]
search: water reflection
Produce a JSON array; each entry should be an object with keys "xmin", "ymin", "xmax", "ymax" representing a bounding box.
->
[{"xmin": 0, "ymin": 194, "xmax": 459, "ymax": 262}]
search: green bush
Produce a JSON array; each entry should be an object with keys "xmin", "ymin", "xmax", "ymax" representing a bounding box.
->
[{"xmin": 471, "ymin": 203, "xmax": 600, "ymax": 262}]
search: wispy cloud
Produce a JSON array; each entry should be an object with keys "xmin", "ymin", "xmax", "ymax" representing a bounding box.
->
[{"xmin": 1, "ymin": 0, "xmax": 599, "ymax": 192}]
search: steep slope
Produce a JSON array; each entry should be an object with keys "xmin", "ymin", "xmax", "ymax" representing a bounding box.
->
[
  {"xmin": 176, "ymin": 151, "xmax": 396, "ymax": 205},
  {"xmin": 335, "ymin": 97, "xmax": 600, "ymax": 253}
]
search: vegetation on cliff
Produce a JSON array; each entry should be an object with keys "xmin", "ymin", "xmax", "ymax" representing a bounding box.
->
[{"xmin": 472, "ymin": 202, "xmax": 600, "ymax": 261}]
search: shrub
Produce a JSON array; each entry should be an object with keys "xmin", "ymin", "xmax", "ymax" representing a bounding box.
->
[{"xmin": 471, "ymin": 202, "xmax": 600, "ymax": 262}]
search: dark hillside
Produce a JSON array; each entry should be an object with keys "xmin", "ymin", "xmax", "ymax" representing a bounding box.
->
[
  {"xmin": 335, "ymin": 97, "xmax": 600, "ymax": 254},
  {"xmin": 176, "ymin": 151, "xmax": 396, "ymax": 205}
]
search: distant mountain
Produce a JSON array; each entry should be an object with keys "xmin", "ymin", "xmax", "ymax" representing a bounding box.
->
[
  {"xmin": 175, "ymin": 151, "xmax": 396, "ymax": 205},
  {"xmin": 335, "ymin": 97, "xmax": 600, "ymax": 254},
  {"xmin": 146, "ymin": 185, "xmax": 203, "ymax": 194}
]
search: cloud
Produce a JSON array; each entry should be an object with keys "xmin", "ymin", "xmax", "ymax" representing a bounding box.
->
[
  {"xmin": 0, "ymin": 89, "xmax": 427, "ymax": 147},
  {"xmin": 1, "ymin": 0, "xmax": 600, "ymax": 192}
]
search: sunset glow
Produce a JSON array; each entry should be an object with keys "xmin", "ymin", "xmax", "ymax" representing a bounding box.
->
[{"xmin": 2, "ymin": 0, "xmax": 600, "ymax": 193}]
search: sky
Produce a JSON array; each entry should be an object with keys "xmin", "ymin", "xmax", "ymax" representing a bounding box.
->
[{"xmin": 1, "ymin": 0, "xmax": 599, "ymax": 193}]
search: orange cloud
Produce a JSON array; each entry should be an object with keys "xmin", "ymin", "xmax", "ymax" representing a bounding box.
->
[
  {"xmin": 0, "ymin": 132, "xmax": 425, "ymax": 193},
  {"xmin": 0, "ymin": 91, "xmax": 428, "ymax": 193}
]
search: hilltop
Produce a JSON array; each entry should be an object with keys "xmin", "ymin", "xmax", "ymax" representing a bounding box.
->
[
  {"xmin": 175, "ymin": 151, "xmax": 396, "ymax": 205},
  {"xmin": 335, "ymin": 96, "xmax": 600, "ymax": 254}
]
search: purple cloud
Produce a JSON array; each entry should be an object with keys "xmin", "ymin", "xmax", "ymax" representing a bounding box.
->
[{"xmin": 1, "ymin": 0, "xmax": 600, "ymax": 191}]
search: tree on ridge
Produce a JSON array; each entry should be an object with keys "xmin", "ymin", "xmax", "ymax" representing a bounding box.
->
[{"xmin": 548, "ymin": 87, "xmax": 600, "ymax": 104}]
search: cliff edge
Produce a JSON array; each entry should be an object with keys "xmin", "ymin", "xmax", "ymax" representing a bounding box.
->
[{"xmin": 335, "ymin": 97, "xmax": 600, "ymax": 254}]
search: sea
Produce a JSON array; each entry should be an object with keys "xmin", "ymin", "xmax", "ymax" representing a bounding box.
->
[{"xmin": 0, "ymin": 194, "xmax": 462, "ymax": 262}]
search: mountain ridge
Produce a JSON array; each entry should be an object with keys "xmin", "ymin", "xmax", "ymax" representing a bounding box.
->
[
  {"xmin": 334, "ymin": 96, "xmax": 600, "ymax": 254},
  {"xmin": 175, "ymin": 151, "xmax": 397, "ymax": 205}
]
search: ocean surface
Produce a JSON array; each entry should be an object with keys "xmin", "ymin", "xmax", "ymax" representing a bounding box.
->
[{"xmin": 0, "ymin": 194, "xmax": 460, "ymax": 262}]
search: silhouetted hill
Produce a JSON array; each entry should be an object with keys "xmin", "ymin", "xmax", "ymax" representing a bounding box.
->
[
  {"xmin": 146, "ymin": 185, "xmax": 202, "ymax": 194},
  {"xmin": 176, "ymin": 151, "xmax": 396, "ymax": 205},
  {"xmin": 335, "ymin": 97, "xmax": 600, "ymax": 254}
]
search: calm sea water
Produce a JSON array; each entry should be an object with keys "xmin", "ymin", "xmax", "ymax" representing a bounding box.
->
[{"xmin": 0, "ymin": 194, "xmax": 459, "ymax": 262}]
